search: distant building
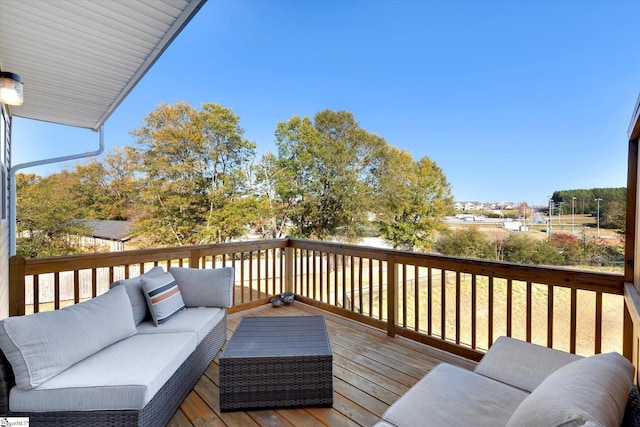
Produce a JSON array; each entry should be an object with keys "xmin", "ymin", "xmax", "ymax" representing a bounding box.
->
[{"xmin": 75, "ymin": 220, "xmax": 133, "ymax": 252}]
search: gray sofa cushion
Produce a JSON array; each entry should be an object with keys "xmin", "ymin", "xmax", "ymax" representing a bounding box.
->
[
  {"xmin": 111, "ymin": 266, "xmax": 165, "ymax": 325},
  {"xmin": 169, "ymin": 267, "xmax": 234, "ymax": 308},
  {"xmin": 136, "ymin": 307, "xmax": 225, "ymax": 344},
  {"xmin": 506, "ymin": 352, "xmax": 634, "ymax": 427},
  {"xmin": 475, "ymin": 336, "xmax": 582, "ymax": 392},
  {"xmin": 0, "ymin": 286, "xmax": 136, "ymax": 390},
  {"xmin": 9, "ymin": 332, "xmax": 197, "ymax": 412},
  {"xmin": 382, "ymin": 363, "xmax": 528, "ymax": 427},
  {"xmin": 141, "ymin": 272, "xmax": 186, "ymax": 326}
]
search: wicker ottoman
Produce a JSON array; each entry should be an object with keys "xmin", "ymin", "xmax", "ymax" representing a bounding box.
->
[{"xmin": 219, "ymin": 316, "xmax": 333, "ymax": 411}]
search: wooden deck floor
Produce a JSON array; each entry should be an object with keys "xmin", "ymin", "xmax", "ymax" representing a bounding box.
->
[{"xmin": 168, "ymin": 303, "xmax": 476, "ymax": 427}]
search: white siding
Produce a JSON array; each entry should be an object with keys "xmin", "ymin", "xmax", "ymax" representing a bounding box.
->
[{"xmin": 0, "ymin": 221, "xmax": 7, "ymax": 319}]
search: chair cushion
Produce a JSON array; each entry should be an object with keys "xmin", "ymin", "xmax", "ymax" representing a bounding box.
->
[
  {"xmin": 136, "ymin": 307, "xmax": 225, "ymax": 344},
  {"xmin": 110, "ymin": 266, "xmax": 165, "ymax": 325},
  {"xmin": 9, "ymin": 332, "xmax": 197, "ymax": 412},
  {"xmin": 506, "ymin": 352, "xmax": 634, "ymax": 427},
  {"xmin": 169, "ymin": 267, "xmax": 234, "ymax": 308},
  {"xmin": 0, "ymin": 286, "xmax": 136, "ymax": 390},
  {"xmin": 141, "ymin": 272, "xmax": 186, "ymax": 326},
  {"xmin": 382, "ymin": 363, "xmax": 528, "ymax": 427},
  {"xmin": 475, "ymin": 336, "xmax": 582, "ymax": 392}
]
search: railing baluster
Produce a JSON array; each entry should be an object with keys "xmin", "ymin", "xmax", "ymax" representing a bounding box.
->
[
  {"xmin": 92, "ymin": 268, "xmax": 97, "ymax": 298},
  {"xmin": 401, "ymin": 264, "xmax": 407, "ymax": 328},
  {"xmin": 414, "ymin": 265, "xmax": 419, "ymax": 332},
  {"xmin": 441, "ymin": 269, "xmax": 446, "ymax": 341},
  {"xmin": 506, "ymin": 279, "xmax": 512, "ymax": 337},
  {"xmin": 427, "ymin": 267, "xmax": 432, "ymax": 337},
  {"xmin": 548, "ymin": 286, "xmax": 554, "ymax": 348},
  {"xmin": 526, "ymin": 281, "xmax": 532, "ymax": 343},
  {"xmin": 74, "ymin": 271, "xmax": 80, "ymax": 304},
  {"xmin": 488, "ymin": 276, "xmax": 494, "ymax": 347},
  {"xmin": 595, "ymin": 291, "xmax": 603, "ymax": 354},
  {"xmin": 455, "ymin": 271, "xmax": 461, "ymax": 345},
  {"xmin": 471, "ymin": 274, "xmax": 476, "ymax": 350},
  {"xmin": 570, "ymin": 288, "xmax": 577, "ymax": 354},
  {"xmin": 54, "ymin": 272, "xmax": 60, "ymax": 311},
  {"xmin": 33, "ymin": 275, "xmax": 40, "ymax": 313}
]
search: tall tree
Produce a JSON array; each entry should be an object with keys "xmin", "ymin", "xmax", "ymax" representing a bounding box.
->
[
  {"xmin": 375, "ymin": 146, "xmax": 453, "ymax": 251},
  {"xmin": 269, "ymin": 110, "xmax": 386, "ymax": 240},
  {"xmin": 131, "ymin": 102, "xmax": 257, "ymax": 246},
  {"xmin": 72, "ymin": 147, "xmax": 140, "ymax": 220}
]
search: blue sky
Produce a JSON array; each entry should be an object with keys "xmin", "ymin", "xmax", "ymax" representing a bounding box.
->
[{"xmin": 11, "ymin": 0, "xmax": 640, "ymax": 206}]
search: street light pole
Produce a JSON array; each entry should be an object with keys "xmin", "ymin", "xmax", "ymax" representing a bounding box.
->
[
  {"xmin": 595, "ymin": 198, "xmax": 603, "ymax": 238},
  {"xmin": 572, "ymin": 197, "xmax": 576, "ymax": 234}
]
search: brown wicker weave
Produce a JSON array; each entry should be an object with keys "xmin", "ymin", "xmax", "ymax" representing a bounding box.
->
[
  {"xmin": 0, "ymin": 315, "xmax": 227, "ymax": 427},
  {"xmin": 220, "ymin": 316, "xmax": 333, "ymax": 411}
]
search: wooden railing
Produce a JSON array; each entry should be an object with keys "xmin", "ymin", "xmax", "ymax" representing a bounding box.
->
[{"xmin": 9, "ymin": 238, "xmax": 627, "ymax": 362}]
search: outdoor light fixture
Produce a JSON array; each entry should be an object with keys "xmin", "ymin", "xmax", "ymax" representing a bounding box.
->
[{"xmin": 0, "ymin": 72, "xmax": 24, "ymax": 106}]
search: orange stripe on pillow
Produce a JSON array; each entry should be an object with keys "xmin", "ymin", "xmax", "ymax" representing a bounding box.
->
[{"xmin": 151, "ymin": 286, "xmax": 180, "ymax": 304}]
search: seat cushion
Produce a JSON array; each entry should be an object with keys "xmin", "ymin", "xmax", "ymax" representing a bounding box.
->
[
  {"xmin": 111, "ymin": 266, "xmax": 165, "ymax": 325},
  {"xmin": 0, "ymin": 286, "xmax": 136, "ymax": 390},
  {"xmin": 475, "ymin": 336, "xmax": 582, "ymax": 392},
  {"xmin": 382, "ymin": 363, "xmax": 528, "ymax": 427},
  {"xmin": 169, "ymin": 267, "xmax": 234, "ymax": 308},
  {"xmin": 141, "ymin": 272, "xmax": 186, "ymax": 326},
  {"xmin": 136, "ymin": 307, "xmax": 225, "ymax": 344},
  {"xmin": 506, "ymin": 352, "xmax": 634, "ymax": 427},
  {"xmin": 9, "ymin": 332, "xmax": 197, "ymax": 412}
]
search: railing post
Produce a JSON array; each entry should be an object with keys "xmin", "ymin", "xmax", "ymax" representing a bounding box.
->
[
  {"xmin": 9, "ymin": 255, "xmax": 26, "ymax": 317},
  {"xmin": 386, "ymin": 255, "xmax": 397, "ymax": 337},
  {"xmin": 284, "ymin": 245, "xmax": 293, "ymax": 293},
  {"xmin": 623, "ymin": 301, "xmax": 634, "ymax": 363},
  {"xmin": 189, "ymin": 248, "xmax": 201, "ymax": 269}
]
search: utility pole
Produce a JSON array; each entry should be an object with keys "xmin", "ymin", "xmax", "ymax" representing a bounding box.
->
[
  {"xmin": 548, "ymin": 198, "xmax": 553, "ymax": 240},
  {"xmin": 595, "ymin": 198, "xmax": 603, "ymax": 238},
  {"xmin": 572, "ymin": 197, "xmax": 576, "ymax": 234}
]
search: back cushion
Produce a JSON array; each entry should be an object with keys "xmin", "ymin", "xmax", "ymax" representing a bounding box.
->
[
  {"xmin": 169, "ymin": 267, "xmax": 234, "ymax": 308},
  {"xmin": 506, "ymin": 352, "xmax": 634, "ymax": 427},
  {"xmin": 0, "ymin": 285, "xmax": 136, "ymax": 389},
  {"xmin": 111, "ymin": 266, "xmax": 165, "ymax": 325}
]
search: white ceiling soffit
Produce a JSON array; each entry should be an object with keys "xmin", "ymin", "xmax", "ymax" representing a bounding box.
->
[{"xmin": 0, "ymin": 0, "xmax": 207, "ymax": 130}]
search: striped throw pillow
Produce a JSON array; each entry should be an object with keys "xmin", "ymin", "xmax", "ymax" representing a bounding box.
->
[{"xmin": 141, "ymin": 272, "xmax": 185, "ymax": 326}]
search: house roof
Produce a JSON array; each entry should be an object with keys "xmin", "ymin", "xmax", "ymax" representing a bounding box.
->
[
  {"xmin": 0, "ymin": 0, "xmax": 207, "ymax": 131},
  {"xmin": 78, "ymin": 220, "xmax": 133, "ymax": 242}
]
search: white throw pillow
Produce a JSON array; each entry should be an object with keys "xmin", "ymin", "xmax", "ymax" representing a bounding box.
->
[
  {"xmin": 0, "ymin": 286, "xmax": 136, "ymax": 389},
  {"xmin": 141, "ymin": 272, "xmax": 186, "ymax": 326},
  {"xmin": 169, "ymin": 267, "xmax": 234, "ymax": 308},
  {"xmin": 506, "ymin": 352, "xmax": 634, "ymax": 427}
]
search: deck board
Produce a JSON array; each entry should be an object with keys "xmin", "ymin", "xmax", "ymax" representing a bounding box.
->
[{"xmin": 171, "ymin": 303, "xmax": 475, "ymax": 426}]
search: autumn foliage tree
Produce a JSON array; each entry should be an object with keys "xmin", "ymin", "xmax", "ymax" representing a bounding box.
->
[{"xmin": 131, "ymin": 102, "xmax": 257, "ymax": 246}]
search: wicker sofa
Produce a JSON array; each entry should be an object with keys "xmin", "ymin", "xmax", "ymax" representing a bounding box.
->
[
  {"xmin": 375, "ymin": 336, "xmax": 640, "ymax": 427},
  {"xmin": 0, "ymin": 266, "xmax": 234, "ymax": 427}
]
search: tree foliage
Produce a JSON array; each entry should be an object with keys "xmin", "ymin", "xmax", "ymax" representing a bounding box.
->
[
  {"xmin": 16, "ymin": 173, "xmax": 89, "ymax": 257},
  {"xmin": 375, "ymin": 147, "xmax": 453, "ymax": 251},
  {"xmin": 131, "ymin": 102, "xmax": 257, "ymax": 246},
  {"xmin": 267, "ymin": 110, "xmax": 387, "ymax": 240}
]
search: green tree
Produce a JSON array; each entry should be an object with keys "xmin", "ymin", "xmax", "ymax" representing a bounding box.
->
[
  {"xmin": 435, "ymin": 227, "xmax": 494, "ymax": 259},
  {"xmin": 270, "ymin": 110, "xmax": 386, "ymax": 240},
  {"xmin": 16, "ymin": 173, "xmax": 89, "ymax": 257},
  {"xmin": 131, "ymin": 102, "xmax": 257, "ymax": 246},
  {"xmin": 375, "ymin": 146, "xmax": 453, "ymax": 251},
  {"xmin": 72, "ymin": 147, "xmax": 140, "ymax": 220}
]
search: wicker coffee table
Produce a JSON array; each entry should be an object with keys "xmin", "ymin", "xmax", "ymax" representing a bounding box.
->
[{"xmin": 219, "ymin": 316, "xmax": 333, "ymax": 411}]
